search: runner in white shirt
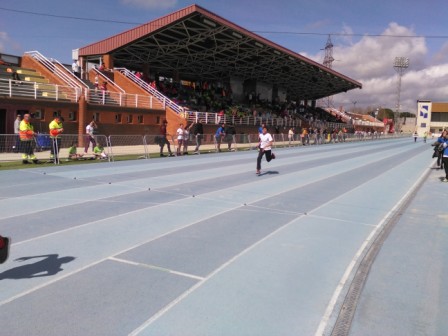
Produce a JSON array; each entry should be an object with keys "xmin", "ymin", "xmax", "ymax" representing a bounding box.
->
[{"xmin": 256, "ymin": 126, "xmax": 276, "ymax": 174}]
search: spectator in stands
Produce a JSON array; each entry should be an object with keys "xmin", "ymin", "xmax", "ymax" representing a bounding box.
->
[
  {"xmin": 256, "ymin": 126, "xmax": 276, "ymax": 175},
  {"xmin": 215, "ymin": 123, "xmax": 225, "ymax": 152},
  {"xmin": 258, "ymin": 123, "xmax": 266, "ymax": 134},
  {"xmin": 192, "ymin": 119, "xmax": 204, "ymax": 154},
  {"xmin": 158, "ymin": 120, "xmax": 174, "ymax": 157},
  {"xmin": 0, "ymin": 235, "xmax": 10, "ymax": 264},
  {"xmin": 72, "ymin": 60, "xmax": 80, "ymax": 78},
  {"xmin": 94, "ymin": 74, "xmax": 99, "ymax": 91},
  {"xmin": 49, "ymin": 116, "xmax": 64, "ymax": 163},
  {"xmin": 100, "ymin": 81, "xmax": 108, "ymax": 94},
  {"xmin": 217, "ymin": 109, "xmax": 225, "ymax": 124},
  {"xmin": 84, "ymin": 120, "xmax": 97, "ymax": 155},
  {"xmin": 13, "ymin": 114, "xmax": 21, "ymax": 152},
  {"xmin": 11, "ymin": 70, "xmax": 21, "ymax": 85}
]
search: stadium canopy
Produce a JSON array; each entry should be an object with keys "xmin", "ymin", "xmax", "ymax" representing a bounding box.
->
[{"xmin": 78, "ymin": 4, "xmax": 362, "ymax": 101}]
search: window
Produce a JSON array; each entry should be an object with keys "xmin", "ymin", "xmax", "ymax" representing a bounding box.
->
[
  {"xmin": 126, "ymin": 114, "xmax": 133, "ymax": 124},
  {"xmin": 137, "ymin": 115, "xmax": 144, "ymax": 124},
  {"xmin": 93, "ymin": 113, "xmax": 100, "ymax": 122},
  {"xmin": 34, "ymin": 110, "xmax": 43, "ymax": 119},
  {"xmin": 53, "ymin": 111, "xmax": 61, "ymax": 118},
  {"xmin": 156, "ymin": 116, "xmax": 160, "ymax": 124},
  {"xmin": 115, "ymin": 114, "xmax": 122, "ymax": 123},
  {"xmin": 69, "ymin": 111, "xmax": 77, "ymax": 121}
]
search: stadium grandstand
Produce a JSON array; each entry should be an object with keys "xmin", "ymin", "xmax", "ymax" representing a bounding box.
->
[{"xmin": 0, "ymin": 4, "xmax": 403, "ymax": 163}]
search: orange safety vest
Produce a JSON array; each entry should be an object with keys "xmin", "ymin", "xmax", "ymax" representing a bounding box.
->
[
  {"xmin": 49, "ymin": 119, "xmax": 63, "ymax": 138},
  {"xmin": 19, "ymin": 120, "xmax": 34, "ymax": 141}
]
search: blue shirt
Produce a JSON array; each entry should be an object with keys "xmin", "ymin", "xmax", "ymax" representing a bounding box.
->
[{"xmin": 215, "ymin": 127, "xmax": 224, "ymax": 137}]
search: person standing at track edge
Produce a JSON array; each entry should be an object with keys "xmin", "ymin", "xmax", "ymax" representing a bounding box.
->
[
  {"xmin": 0, "ymin": 235, "xmax": 11, "ymax": 264},
  {"xmin": 440, "ymin": 132, "xmax": 448, "ymax": 182},
  {"xmin": 19, "ymin": 114, "xmax": 40, "ymax": 164},
  {"xmin": 158, "ymin": 120, "xmax": 174, "ymax": 157},
  {"xmin": 192, "ymin": 119, "xmax": 204, "ymax": 154},
  {"xmin": 49, "ymin": 116, "xmax": 64, "ymax": 163},
  {"xmin": 256, "ymin": 126, "xmax": 276, "ymax": 175},
  {"xmin": 84, "ymin": 120, "xmax": 97, "ymax": 155}
]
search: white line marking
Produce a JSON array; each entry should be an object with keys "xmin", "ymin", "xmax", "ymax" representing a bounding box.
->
[
  {"xmin": 313, "ymin": 164, "xmax": 431, "ymax": 336},
  {"xmin": 109, "ymin": 257, "xmax": 205, "ymax": 281}
]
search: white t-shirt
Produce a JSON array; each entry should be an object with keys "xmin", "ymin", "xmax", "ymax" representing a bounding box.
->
[
  {"xmin": 259, "ymin": 133, "xmax": 273, "ymax": 150},
  {"xmin": 86, "ymin": 124, "xmax": 94, "ymax": 136},
  {"xmin": 183, "ymin": 129, "xmax": 189, "ymax": 141},
  {"xmin": 177, "ymin": 128, "xmax": 184, "ymax": 140}
]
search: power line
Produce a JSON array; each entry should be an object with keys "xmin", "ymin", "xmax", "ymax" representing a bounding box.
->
[{"xmin": 1, "ymin": 6, "xmax": 448, "ymax": 39}]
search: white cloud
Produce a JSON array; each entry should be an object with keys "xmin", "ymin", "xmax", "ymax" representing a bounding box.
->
[
  {"xmin": 305, "ymin": 23, "xmax": 448, "ymax": 114},
  {"xmin": 120, "ymin": 0, "xmax": 177, "ymax": 9}
]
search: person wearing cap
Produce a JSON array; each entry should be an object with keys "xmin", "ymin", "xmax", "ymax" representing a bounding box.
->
[
  {"xmin": 19, "ymin": 113, "xmax": 40, "ymax": 164},
  {"xmin": 0, "ymin": 235, "xmax": 11, "ymax": 264},
  {"xmin": 49, "ymin": 116, "xmax": 64, "ymax": 163},
  {"xmin": 158, "ymin": 120, "xmax": 174, "ymax": 157}
]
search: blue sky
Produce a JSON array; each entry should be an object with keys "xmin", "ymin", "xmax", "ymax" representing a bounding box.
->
[{"xmin": 1, "ymin": 0, "xmax": 448, "ymax": 113}]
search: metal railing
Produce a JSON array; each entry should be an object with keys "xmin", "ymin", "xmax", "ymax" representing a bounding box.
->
[
  {"xmin": 0, "ymin": 132, "xmax": 409, "ymax": 163},
  {"xmin": 0, "ymin": 78, "xmax": 80, "ymax": 102},
  {"xmin": 92, "ymin": 67, "xmax": 125, "ymax": 93},
  {"xmin": 24, "ymin": 51, "xmax": 87, "ymax": 95},
  {"xmin": 115, "ymin": 68, "xmax": 184, "ymax": 114}
]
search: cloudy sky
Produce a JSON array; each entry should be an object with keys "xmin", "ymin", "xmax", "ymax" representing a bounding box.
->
[{"xmin": 1, "ymin": 0, "xmax": 448, "ymax": 113}]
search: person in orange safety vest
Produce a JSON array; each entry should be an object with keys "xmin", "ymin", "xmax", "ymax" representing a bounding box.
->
[
  {"xmin": 49, "ymin": 116, "xmax": 64, "ymax": 163},
  {"xmin": 19, "ymin": 113, "xmax": 40, "ymax": 164}
]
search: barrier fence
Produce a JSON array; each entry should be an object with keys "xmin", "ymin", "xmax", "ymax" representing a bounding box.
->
[{"xmin": 0, "ymin": 132, "xmax": 409, "ymax": 164}]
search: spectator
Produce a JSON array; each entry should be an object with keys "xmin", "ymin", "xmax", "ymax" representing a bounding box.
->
[
  {"xmin": 158, "ymin": 120, "xmax": 174, "ymax": 157},
  {"xmin": 49, "ymin": 116, "xmax": 64, "ymax": 163},
  {"xmin": 0, "ymin": 235, "xmax": 10, "ymax": 264},
  {"xmin": 13, "ymin": 114, "xmax": 21, "ymax": 152},
  {"xmin": 440, "ymin": 132, "xmax": 448, "ymax": 182},
  {"xmin": 93, "ymin": 143, "xmax": 108, "ymax": 160},
  {"xmin": 94, "ymin": 74, "xmax": 99, "ymax": 91},
  {"xmin": 288, "ymin": 128, "xmax": 294, "ymax": 146},
  {"xmin": 72, "ymin": 60, "xmax": 80, "ymax": 78},
  {"xmin": 11, "ymin": 70, "xmax": 21, "ymax": 85},
  {"xmin": 84, "ymin": 120, "xmax": 97, "ymax": 155},
  {"xmin": 215, "ymin": 123, "xmax": 225, "ymax": 152},
  {"xmin": 176, "ymin": 123, "xmax": 185, "ymax": 156},
  {"xmin": 183, "ymin": 123, "xmax": 193, "ymax": 155},
  {"xmin": 256, "ymin": 126, "xmax": 276, "ymax": 175},
  {"xmin": 19, "ymin": 114, "xmax": 40, "ymax": 164},
  {"xmin": 224, "ymin": 123, "xmax": 236, "ymax": 151},
  {"xmin": 68, "ymin": 142, "xmax": 83, "ymax": 160},
  {"xmin": 192, "ymin": 119, "xmax": 204, "ymax": 154}
]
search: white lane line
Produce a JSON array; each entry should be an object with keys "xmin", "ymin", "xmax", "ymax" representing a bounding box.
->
[
  {"xmin": 313, "ymin": 162, "xmax": 432, "ymax": 336},
  {"xmin": 109, "ymin": 257, "xmax": 205, "ymax": 281}
]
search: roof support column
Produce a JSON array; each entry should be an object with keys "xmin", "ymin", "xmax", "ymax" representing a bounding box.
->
[{"xmin": 102, "ymin": 54, "xmax": 114, "ymax": 70}]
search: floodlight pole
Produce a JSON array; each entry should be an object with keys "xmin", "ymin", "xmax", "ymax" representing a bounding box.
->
[{"xmin": 393, "ymin": 57, "xmax": 409, "ymax": 133}]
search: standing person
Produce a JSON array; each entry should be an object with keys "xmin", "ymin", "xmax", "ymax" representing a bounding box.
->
[
  {"xmin": 192, "ymin": 119, "xmax": 204, "ymax": 154},
  {"xmin": 158, "ymin": 120, "xmax": 174, "ymax": 157},
  {"xmin": 215, "ymin": 123, "xmax": 225, "ymax": 152},
  {"xmin": 413, "ymin": 131, "xmax": 418, "ymax": 142},
  {"xmin": 225, "ymin": 123, "xmax": 236, "ymax": 151},
  {"xmin": 49, "ymin": 116, "xmax": 64, "ymax": 163},
  {"xmin": 0, "ymin": 235, "xmax": 10, "ymax": 264},
  {"xmin": 423, "ymin": 131, "xmax": 428, "ymax": 143},
  {"xmin": 440, "ymin": 132, "xmax": 448, "ymax": 182},
  {"xmin": 183, "ymin": 123, "xmax": 194, "ymax": 155},
  {"xmin": 19, "ymin": 114, "xmax": 40, "ymax": 164},
  {"xmin": 84, "ymin": 120, "xmax": 97, "ymax": 155},
  {"xmin": 176, "ymin": 123, "xmax": 185, "ymax": 156},
  {"xmin": 94, "ymin": 74, "xmax": 99, "ymax": 91},
  {"xmin": 13, "ymin": 114, "xmax": 21, "ymax": 152},
  {"xmin": 72, "ymin": 60, "xmax": 80, "ymax": 78},
  {"xmin": 288, "ymin": 128, "xmax": 294, "ymax": 146},
  {"xmin": 256, "ymin": 127, "xmax": 276, "ymax": 175}
]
